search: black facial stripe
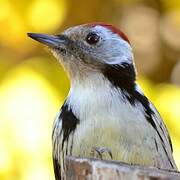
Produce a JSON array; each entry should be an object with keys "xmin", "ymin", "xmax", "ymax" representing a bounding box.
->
[{"xmin": 103, "ymin": 62, "xmax": 136, "ymax": 90}]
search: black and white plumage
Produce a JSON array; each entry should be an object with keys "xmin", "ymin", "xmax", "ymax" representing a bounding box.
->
[{"xmin": 27, "ymin": 23, "xmax": 178, "ymax": 179}]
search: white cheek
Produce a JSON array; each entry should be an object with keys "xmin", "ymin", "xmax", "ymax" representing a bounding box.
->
[
  {"xmin": 105, "ymin": 39, "xmax": 133, "ymax": 65},
  {"xmin": 107, "ymin": 55, "xmax": 132, "ymax": 65},
  {"xmin": 94, "ymin": 25, "xmax": 133, "ymax": 65}
]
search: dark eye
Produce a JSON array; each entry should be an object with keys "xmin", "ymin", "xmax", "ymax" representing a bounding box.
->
[{"xmin": 86, "ymin": 33, "xmax": 100, "ymax": 45}]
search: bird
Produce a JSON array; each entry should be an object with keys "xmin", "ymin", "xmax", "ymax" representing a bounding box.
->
[{"xmin": 27, "ymin": 22, "xmax": 178, "ymax": 179}]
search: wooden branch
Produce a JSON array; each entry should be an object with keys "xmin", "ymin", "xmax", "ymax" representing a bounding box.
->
[{"xmin": 66, "ymin": 156, "xmax": 180, "ymax": 180}]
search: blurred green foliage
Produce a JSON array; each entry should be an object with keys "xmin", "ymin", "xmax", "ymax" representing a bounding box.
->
[{"xmin": 0, "ymin": 0, "xmax": 180, "ymax": 179}]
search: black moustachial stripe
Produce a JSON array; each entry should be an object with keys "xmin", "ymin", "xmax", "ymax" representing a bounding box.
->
[{"xmin": 103, "ymin": 62, "xmax": 174, "ymax": 167}]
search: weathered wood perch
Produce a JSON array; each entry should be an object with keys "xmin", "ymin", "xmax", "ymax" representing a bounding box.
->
[{"xmin": 66, "ymin": 156, "xmax": 180, "ymax": 180}]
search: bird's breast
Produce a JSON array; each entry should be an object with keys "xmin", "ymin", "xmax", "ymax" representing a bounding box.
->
[{"xmin": 53, "ymin": 84, "xmax": 157, "ymax": 165}]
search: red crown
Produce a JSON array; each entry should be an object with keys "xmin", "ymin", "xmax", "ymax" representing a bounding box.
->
[{"xmin": 86, "ymin": 22, "xmax": 130, "ymax": 44}]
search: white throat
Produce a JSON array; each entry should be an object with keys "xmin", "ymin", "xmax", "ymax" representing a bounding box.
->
[{"xmin": 66, "ymin": 72, "xmax": 145, "ymax": 125}]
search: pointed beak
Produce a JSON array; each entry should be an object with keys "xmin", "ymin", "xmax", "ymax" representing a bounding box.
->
[{"xmin": 27, "ymin": 33, "xmax": 66, "ymax": 48}]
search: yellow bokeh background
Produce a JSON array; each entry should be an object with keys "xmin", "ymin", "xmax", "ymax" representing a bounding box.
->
[{"xmin": 0, "ymin": 0, "xmax": 180, "ymax": 179}]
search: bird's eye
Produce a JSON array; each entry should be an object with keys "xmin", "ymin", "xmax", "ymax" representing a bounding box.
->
[{"xmin": 86, "ymin": 33, "xmax": 100, "ymax": 45}]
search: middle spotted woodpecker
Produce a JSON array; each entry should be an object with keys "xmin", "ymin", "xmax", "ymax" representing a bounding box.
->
[{"xmin": 28, "ymin": 22, "xmax": 178, "ymax": 179}]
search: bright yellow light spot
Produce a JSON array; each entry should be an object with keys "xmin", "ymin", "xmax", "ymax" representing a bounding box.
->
[
  {"xmin": 0, "ymin": 63, "xmax": 62, "ymax": 179},
  {"xmin": 172, "ymin": 138, "xmax": 180, "ymax": 169},
  {"xmin": 0, "ymin": 0, "xmax": 11, "ymax": 21},
  {"xmin": 155, "ymin": 84, "xmax": 180, "ymax": 128},
  {"xmin": 138, "ymin": 76, "xmax": 156, "ymax": 101},
  {"xmin": 8, "ymin": 14, "xmax": 26, "ymax": 40},
  {"xmin": 21, "ymin": 163, "xmax": 52, "ymax": 180},
  {"xmin": 163, "ymin": 0, "xmax": 180, "ymax": 11},
  {"xmin": 154, "ymin": 84, "xmax": 180, "ymax": 169},
  {"xmin": 0, "ymin": 142, "xmax": 12, "ymax": 174},
  {"xmin": 27, "ymin": 0, "xmax": 67, "ymax": 32},
  {"xmin": 0, "ymin": 65, "xmax": 61, "ymax": 153},
  {"xmin": 0, "ymin": 2, "xmax": 27, "ymax": 48}
]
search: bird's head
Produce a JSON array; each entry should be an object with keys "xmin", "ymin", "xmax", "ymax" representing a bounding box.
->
[{"xmin": 28, "ymin": 23, "xmax": 136, "ymax": 85}]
